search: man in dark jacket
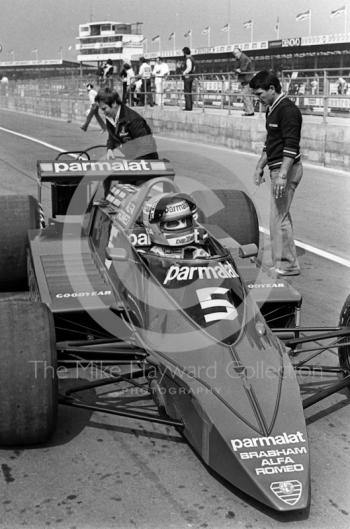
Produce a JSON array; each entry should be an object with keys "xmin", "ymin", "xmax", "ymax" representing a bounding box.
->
[
  {"xmin": 233, "ymin": 47, "xmax": 254, "ymax": 116},
  {"xmin": 250, "ymin": 70, "xmax": 303, "ymax": 276},
  {"xmin": 95, "ymin": 88, "xmax": 158, "ymax": 160}
]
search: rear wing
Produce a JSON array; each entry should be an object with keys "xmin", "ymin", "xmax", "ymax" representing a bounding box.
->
[{"xmin": 37, "ymin": 150, "xmax": 175, "ymax": 217}]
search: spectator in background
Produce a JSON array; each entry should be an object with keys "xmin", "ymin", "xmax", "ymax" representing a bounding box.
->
[
  {"xmin": 80, "ymin": 83, "xmax": 106, "ymax": 133},
  {"xmin": 120, "ymin": 63, "xmax": 135, "ymax": 104},
  {"xmin": 337, "ymin": 76, "xmax": 348, "ymax": 95},
  {"xmin": 250, "ymin": 70, "xmax": 303, "ymax": 276},
  {"xmin": 138, "ymin": 57, "xmax": 154, "ymax": 106},
  {"xmin": 233, "ymin": 47, "xmax": 254, "ymax": 116},
  {"xmin": 152, "ymin": 57, "xmax": 169, "ymax": 106},
  {"xmin": 95, "ymin": 88, "xmax": 158, "ymax": 160},
  {"xmin": 0, "ymin": 74, "xmax": 9, "ymax": 96},
  {"xmin": 125, "ymin": 63, "xmax": 136, "ymax": 105},
  {"xmin": 310, "ymin": 75, "xmax": 319, "ymax": 95},
  {"xmin": 120, "ymin": 63, "xmax": 128, "ymax": 103},
  {"xmin": 182, "ymin": 47, "xmax": 196, "ymax": 111},
  {"xmin": 103, "ymin": 59, "xmax": 114, "ymax": 88},
  {"xmin": 282, "ymin": 74, "xmax": 291, "ymax": 94},
  {"xmin": 97, "ymin": 63, "xmax": 104, "ymax": 84},
  {"xmin": 133, "ymin": 78, "xmax": 143, "ymax": 106}
]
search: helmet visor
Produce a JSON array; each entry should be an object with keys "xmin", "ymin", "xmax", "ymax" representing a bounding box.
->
[{"xmin": 160, "ymin": 215, "xmax": 193, "ymax": 231}]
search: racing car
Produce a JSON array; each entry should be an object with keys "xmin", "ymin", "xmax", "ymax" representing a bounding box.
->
[{"xmin": 0, "ymin": 147, "xmax": 349, "ymax": 513}]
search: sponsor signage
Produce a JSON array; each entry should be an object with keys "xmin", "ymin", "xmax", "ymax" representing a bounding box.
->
[
  {"xmin": 231, "ymin": 431, "xmax": 305, "ymax": 451},
  {"xmin": 302, "ymin": 33, "xmax": 350, "ymax": 46},
  {"xmin": 38, "ymin": 159, "xmax": 174, "ymax": 181},
  {"xmin": 282, "ymin": 37, "xmax": 301, "ymax": 47},
  {"xmin": 127, "ymin": 230, "xmax": 151, "ymax": 247},
  {"xmin": 163, "ymin": 261, "xmax": 239, "ymax": 285},
  {"xmin": 55, "ymin": 290, "xmax": 111, "ymax": 299},
  {"xmin": 269, "ymin": 39, "xmax": 283, "ymax": 48},
  {"xmin": 231, "ymin": 431, "xmax": 308, "ymax": 477},
  {"xmin": 0, "ymin": 59, "xmax": 62, "ymax": 66},
  {"xmin": 247, "ymin": 282, "xmax": 285, "ymax": 289}
]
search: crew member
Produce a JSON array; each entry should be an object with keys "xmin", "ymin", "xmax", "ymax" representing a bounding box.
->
[
  {"xmin": 250, "ymin": 70, "xmax": 303, "ymax": 276},
  {"xmin": 95, "ymin": 88, "xmax": 158, "ymax": 160}
]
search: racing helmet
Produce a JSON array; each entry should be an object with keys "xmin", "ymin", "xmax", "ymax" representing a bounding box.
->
[{"xmin": 143, "ymin": 193, "xmax": 197, "ymax": 246}]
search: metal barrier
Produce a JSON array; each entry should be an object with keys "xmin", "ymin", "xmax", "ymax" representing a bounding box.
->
[{"xmin": 1, "ymin": 70, "xmax": 350, "ymax": 122}]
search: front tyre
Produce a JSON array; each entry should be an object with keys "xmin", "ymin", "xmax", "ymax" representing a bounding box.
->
[
  {"xmin": 0, "ymin": 195, "xmax": 41, "ymax": 291},
  {"xmin": 0, "ymin": 301, "xmax": 58, "ymax": 446}
]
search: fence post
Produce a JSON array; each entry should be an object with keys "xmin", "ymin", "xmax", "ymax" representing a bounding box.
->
[{"xmin": 323, "ymin": 70, "xmax": 328, "ymax": 123}]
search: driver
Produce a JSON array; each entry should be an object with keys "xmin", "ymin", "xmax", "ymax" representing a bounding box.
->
[{"xmin": 142, "ymin": 193, "xmax": 210, "ymax": 259}]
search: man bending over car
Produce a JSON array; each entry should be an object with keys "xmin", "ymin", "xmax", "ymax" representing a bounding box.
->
[{"xmin": 95, "ymin": 88, "xmax": 159, "ymax": 160}]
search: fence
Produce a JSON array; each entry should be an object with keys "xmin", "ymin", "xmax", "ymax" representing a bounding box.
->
[{"xmin": 1, "ymin": 68, "xmax": 350, "ymax": 122}]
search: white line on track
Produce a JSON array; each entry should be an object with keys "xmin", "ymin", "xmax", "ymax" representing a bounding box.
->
[
  {"xmin": 1, "ymin": 125, "xmax": 349, "ymax": 268},
  {"xmin": 155, "ymin": 133, "xmax": 350, "ymax": 176},
  {"xmin": 259, "ymin": 227, "xmax": 350, "ymax": 268},
  {"xmin": 0, "ymin": 126, "xmax": 67, "ymax": 154}
]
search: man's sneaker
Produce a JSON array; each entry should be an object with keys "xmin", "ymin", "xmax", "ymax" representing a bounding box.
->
[{"xmin": 80, "ymin": 126, "xmax": 87, "ymax": 131}]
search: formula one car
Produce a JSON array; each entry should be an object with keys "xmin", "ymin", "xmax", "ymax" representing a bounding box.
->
[{"xmin": 0, "ymin": 147, "xmax": 349, "ymax": 513}]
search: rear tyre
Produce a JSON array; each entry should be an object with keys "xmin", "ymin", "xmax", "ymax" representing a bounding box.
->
[
  {"xmin": 339, "ymin": 295, "xmax": 350, "ymax": 373},
  {"xmin": 0, "ymin": 195, "xmax": 41, "ymax": 291},
  {"xmin": 194, "ymin": 189, "xmax": 259, "ymax": 248},
  {"xmin": 0, "ymin": 300, "xmax": 58, "ymax": 446}
]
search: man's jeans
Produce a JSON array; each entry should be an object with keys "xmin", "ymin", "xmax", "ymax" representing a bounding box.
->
[
  {"xmin": 81, "ymin": 103, "xmax": 106, "ymax": 131},
  {"xmin": 269, "ymin": 162, "xmax": 303, "ymax": 272}
]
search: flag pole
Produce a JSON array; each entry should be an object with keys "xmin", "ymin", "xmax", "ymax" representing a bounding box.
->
[
  {"xmin": 308, "ymin": 10, "xmax": 312, "ymax": 36},
  {"xmin": 208, "ymin": 27, "xmax": 211, "ymax": 47},
  {"xmin": 251, "ymin": 20, "xmax": 254, "ymax": 43},
  {"xmin": 345, "ymin": 6, "xmax": 348, "ymax": 34},
  {"xmin": 228, "ymin": 26, "xmax": 230, "ymax": 44},
  {"xmin": 174, "ymin": 32, "xmax": 176, "ymax": 52},
  {"xmin": 159, "ymin": 37, "xmax": 161, "ymax": 54}
]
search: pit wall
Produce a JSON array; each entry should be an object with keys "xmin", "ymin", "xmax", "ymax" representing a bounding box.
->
[{"xmin": 1, "ymin": 94, "xmax": 349, "ymax": 171}]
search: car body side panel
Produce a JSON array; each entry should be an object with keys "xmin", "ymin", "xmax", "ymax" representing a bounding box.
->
[{"xmin": 28, "ymin": 224, "xmax": 115, "ymax": 314}]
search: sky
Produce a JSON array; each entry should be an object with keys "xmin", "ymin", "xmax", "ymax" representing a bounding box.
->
[{"xmin": 0, "ymin": 0, "xmax": 349, "ymax": 61}]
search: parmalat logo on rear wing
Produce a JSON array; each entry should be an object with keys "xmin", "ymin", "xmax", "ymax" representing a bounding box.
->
[{"xmin": 39, "ymin": 160, "xmax": 168, "ymax": 174}]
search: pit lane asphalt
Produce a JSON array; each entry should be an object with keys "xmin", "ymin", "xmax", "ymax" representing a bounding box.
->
[{"xmin": 0, "ymin": 109, "xmax": 349, "ymax": 529}]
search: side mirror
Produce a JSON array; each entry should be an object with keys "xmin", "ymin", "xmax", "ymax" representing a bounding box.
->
[
  {"xmin": 105, "ymin": 247, "xmax": 129, "ymax": 261},
  {"xmin": 238, "ymin": 243, "xmax": 258, "ymax": 258}
]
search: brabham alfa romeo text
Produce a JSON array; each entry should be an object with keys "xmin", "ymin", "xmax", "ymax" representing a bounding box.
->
[{"xmin": 231, "ymin": 432, "xmax": 307, "ymax": 476}]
